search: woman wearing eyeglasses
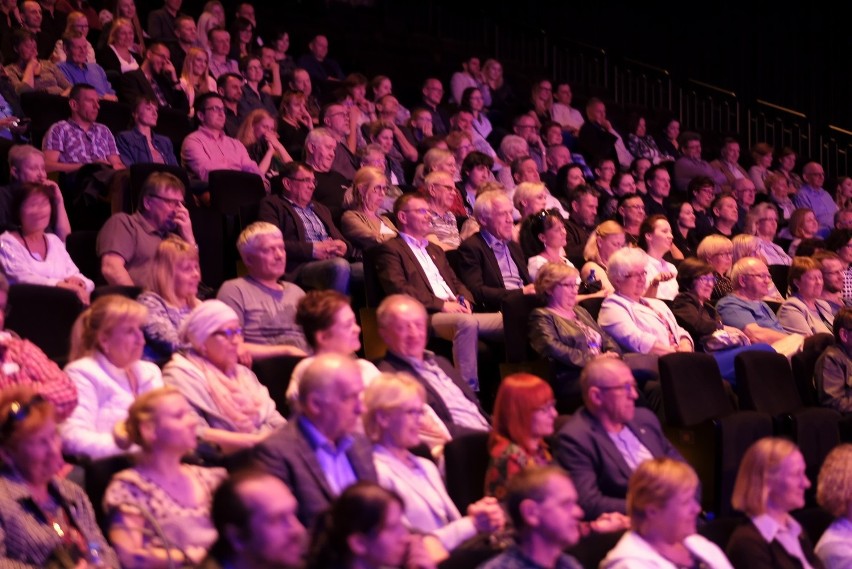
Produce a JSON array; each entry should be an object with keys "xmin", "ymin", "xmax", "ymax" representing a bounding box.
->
[
  {"xmin": 0, "ymin": 387, "xmax": 119, "ymax": 568},
  {"xmin": 162, "ymin": 300, "xmax": 285, "ymax": 454},
  {"xmin": 777, "ymin": 257, "xmax": 835, "ymax": 336},
  {"xmin": 341, "ymin": 166, "xmax": 397, "ymax": 257},
  {"xmin": 697, "ymin": 234, "xmax": 735, "ymax": 304},
  {"xmin": 745, "ymin": 202, "xmax": 791, "ymax": 266}
]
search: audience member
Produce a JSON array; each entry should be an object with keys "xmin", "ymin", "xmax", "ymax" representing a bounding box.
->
[
  {"xmin": 253, "ymin": 353, "xmax": 377, "ymax": 527},
  {"xmin": 0, "ymin": 387, "xmax": 119, "ymax": 567},
  {"xmin": 732, "ymin": 178, "xmax": 757, "ymax": 233},
  {"xmin": 95, "ymin": 17, "xmax": 140, "ymax": 74},
  {"xmin": 278, "ymin": 89, "xmax": 313, "ymax": 157},
  {"xmin": 376, "ymin": 294, "xmax": 490, "ymax": 436},
  {"xmin": 672, "ymin": 131, "xmax": 726, "ymax": 194},
  {"xmin": 815, "ymin": 444, "xmax": 852, "ymax": 567},
  {"xmin": 376, "ymin": 193, "xmax": 502, "ymax": 390},
  {"xmin": 98, "ymin": 171, "xmax": 195, "ymax": 288},
  {"xmin": 340, "ymin": 166, "xmax": 397, "ymax": 255},
  {"xmin": 58, "ymin": 33, "xmax": 117, "ymax": 99},
  {"xmin": 709, "ymin": 193, "xmax": 740, "ymax": 238},
  {"xmin": 556, "ymin": 357, "xmax": 683, "ymax": 518},
  {"xmin": 815, "ymin": 307, "xmax": 852, "ymax": 413},
  {"xmin": 777, "ymin": 256, "xmax": 834, "ymax": 335},
  {"xmin": 216, "ymin": 221, "xmax": 310, "ymax": 357},
  {"xmin": 424, "ymin": 169, "xmax": 462, "ymax": 250},
  {"xmin": 0, "ymin": 182, "xmax": 93, "ymax": 303},
  {"xmin": 169, "ymin": 14, "xmax": 199, "ymax": 73},
  {"xmin": 303, "ymin": 127, "xmax": 352, "ymax": 220},
  {"xmin": 642, "ymin": 164, "xmax": 672, "ymax": 218},
  {"xmin": 795, "ymin": 161, "xmax": 837, "ymax": 237},
  {"xmin": 216, "ymin": 71, "xmax": 242, "ymax": 136},
  {"xmin": 297, "ymin": 34, "xmax": 344, "ymax": 85},
  {"xmin": 60, "ymin": 295, "xmax": 163, "ymax": 459},
  {"xmin": 321, "ymin": 102, "xmax": 359, "ymax": 181},
  {"xmin": 12, "ymin": 1, "xmax": 55, "ymax": 60},
  {"xmin": 181, "ymin": 92, "xmax": 261, "ymax": 183},
  {"xmin": 551, "ymin": 81, "xmax": 584, "ymax": 136},
  {"xmin": 179, "ymin": 46, "xmax": 215, "ymax": 114},
  {"xmin": 697, "ymin": 234, "xmax": 735, "ymax": 303},
  {"xmin": 204, "ymin": 469, "xmax": 306, "ymax": 568},
  {"xmin": 671, "ymin": 200, "xmax": 697, "ymax": 258},
  {"xmin": 289, "ymin": 67, "xmax": 321, "ymax": 124},
  {"xmin": 0, "ymin": 145, "xmax": 71, "ymax": 239},
  {"xmin": 257, "ymin": 161, "xmax": 355, "ymax": 292},
  {"xmin": 563, "ymin": 184, "xmax": 598, "ymax": 262},
  {"xmin": 617, "ymin": 193, "xmax": 645, "ymax": 245},
  {"xmin": 365, "ymin": 373, "xmax": 504, "ymax": 557},
  {"xmin": 236, "ymin": 54, "xmax": 277, "ymax": 123},
  {"xmin": 118, "ymin": 41, "xmax": 188, "ymax": 113},
  {"xmin": 420, "ymin": 77, "xmax": 450, "ymax": 136},
  {"xmin": 147, "ymin": 0, "xmax": 183, "ymax": 43},
  {"xmin": 4, "ymin": 29, "xmax": 70, "ymax": 95},
  {"xmin": 115, "ymin": 96, "xmax": 179, "ymax": 166},
  {"xmin": 206, "ymin": 27, "xmax": 238, "ymax": 78},
  {"xmin": 524, "ymin": 209, "xmax": 575, "ymax": 279},
  {"xmin": 726, "ymin": 437, "xmax": 822, "ymax": 569},
  {"xmin": 688, "ymin": 176, "xmax": 717, "ymax": 240},
  {"xmin": 601, "ymin": 458, "xmax": 733, "ymax": 568},
  {"xmin": 815, "ymin": 251, "xmax": 849, "ymax": 312},
  {"xmin": 103, "ymin": 386, "xmax": 226, "ymax": 567},
  {"xmin": 578, "ymin": 97, "xmax": 628, "ymax": 168},
  {"xmin": 581, "ymin": 220, "xmax": 627, "ymax": 294},
  {"xmin": 163, "ymin": 300, "xmax": 287, "ymax": 451},
  {"xmin": 638, "ymin": 214, "xmax": 679, "ymax": 300},
  {"xmin": 0, "ymin": 273, "xmax": 76, "ymax": 420},
  {"xmin": 98, "ymin": 0, "xmax": 145, "ymax": 54},
  {"xmin": 767, "ymin": 172, "xmax": 796, "ymax": 222},
  {"xmin": 236, "ymin": 108, "xmax": 291, "ymax": 182},
  {"xmin": 626, "ymin": 113, "xmax": 664, "ymax": 164},
  {"xmin": 458, "ymin": 150, "xmax": 494, "ymax": 216},
  {"xmin": 458, "ymin": 190, "xmax": 535, "ymax": 311},
  {"xmin": 710, "ymin": 137, "xmax": 748, "ymax": 193},
  {"xmin": 745, "ymin": 202, "xmax": 791, "ymax": 265}
]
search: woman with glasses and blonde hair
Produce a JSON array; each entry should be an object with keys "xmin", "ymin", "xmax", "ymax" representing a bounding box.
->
[
  {"xmin": 0, "ymin": 387, "xmax": 119, "ymax": 567},
  {"xmin": 582, "ymin": 220, "xmax": 627, "ymax": 295},
  {"xmin": 180, "ymin": 46, "xmax": 216, "ymax": 114},
  {"xmin": 745, "ymin": 202, "xmax": 791, "ymax": 265},
  {"xmin": 726, "ymin": 437, "xmax": 821, "ymax": 568},
  {"xmin": 364, "ymin": 373, "xmax": 504, "ymax": 561},
  {"xmin": 61, "ymin": 295, "xmax": 163, "ymax": 460},
  {"xmin": 530, "ymin": 262, "xmax": 622, "ymax": 409},
  {"xmin": 697, "ymin": 234, "xmax": 735, "ymax": 303},
  {"xmin": 137, "ymin": 237, "xmax": 201, "ymax": 363},
  {"xmin": 341, "ymin": 166, "xmax": 397, "ymax": 257},
  {"xmin": 162, "ymin": 300, "xmax": 285, "ymax": 454},
  {"xmin": 815, "ymin": 444, "xmax": 852, "ymax": 566},
  {"xmin": 103, "ymin": 387, "xmax": 226, "ymax": 567}
]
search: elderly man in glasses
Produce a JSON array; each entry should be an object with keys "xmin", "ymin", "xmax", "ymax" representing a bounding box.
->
[{"xmin": 555, "ymin": 357, "xmax": 683, "ymax": 519}]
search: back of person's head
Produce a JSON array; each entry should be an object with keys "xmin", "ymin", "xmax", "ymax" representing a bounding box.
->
[
  {"xmin": 139, "ymin": 171, "xmax": 185, "ymax": 212},
  {"xmin": 627, "ymin": 458, "xmax": 699, "ymax": 528},
  {"xmin": 152, "ymin": 236, "xmax": 200, "ymax": 307},
  {"xmin": 833, "ymin": 307, "xmax": 852, "ymax": 342},
  {"xmin": 0, "ymin": 386, "xmax": 55, "ymax": 448},
  {"xmin": 817, "ymin": 444, "xmax": 852, "ymax": 518},
  {"xmin": 124, "ymin": 386, "xmax": 182, "ymax": 450},
  {"xmin": 504, "ymin": 466, "xmax": 570, "ymax": 531},
  {"xmin": 491, "ymin": 373, "xmax": 554, "ymax": 449},
  {"xmin": 69, "ymin": 295, "xmax": 148, "ymax": 361},
  {"xmin": 731, "ymin": 436, "xmax": 799, "ymax": 516},
  {"xmin": 296, "ymin": 290, "xmax": 350, "ymax": 350},
  {"xmin": 307, "ymin": 482, "xmax": 403, "ymax": 568}
]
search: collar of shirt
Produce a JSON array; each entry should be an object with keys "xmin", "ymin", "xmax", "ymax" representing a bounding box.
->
[
  {"xmin": 198, "ymin": 125, "xmax": 225, "ymax": 142},
  {"xmin": 480, "ymin": 228, "xmax": 504, "ymax": 249},
  {"xmin": 298, "ymin": 415, "xmax": 353, "ymax": 455},
  {"xmin": 397, "ymin": 349, "xmax": 438, "ymax": 372},
  {"xmin": 399, "ymin": 231, "xmax": 428, "ymax": 249},
  {"xmin": 283, "ymin": 195, "xmax": 314, "ymax": 212},
  {"xmin": 133, "ymin": 211, "xmax": 168, "ymax": 238},
  {"xmin": 752, "ymin": 513, "xmax": 803, "ymax": 544}
]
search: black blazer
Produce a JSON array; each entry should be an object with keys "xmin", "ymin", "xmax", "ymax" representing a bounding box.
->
[
  {"xmin": 375, "ymin": 236, "xmax": 472, "ymax": 313},
  {"xmin": 726, "ymin": 519, "xmax": 824, "ymax": 569},
  {"xmin": 457, "ymin": 232, "xmax": 531, "ymax": 312},
  {"xmin": 377, "ymin": 351, "xmax": 489, "ymax": 437}
]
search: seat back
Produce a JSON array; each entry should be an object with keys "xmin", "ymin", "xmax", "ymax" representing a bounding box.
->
[
  {"xmin": 735, "ymin": 351, "xmax": 802, "ymax": 415},
  {"xmin": 659, "ymin": 353, "xmax": 733, "ymax": 427},
  {"xmin": 189, "ymin": 208, "xmax": 226, "ymax": 290},
  {"xmin": 578, "ymin": 296, "xmax": 604, "ymax": 321},
  {"xmin": 362, "ymin": 246, "xmax": 385, "ymax": 308},
  {"xmin": 768, "ymin": 264, "xmax": 790, "ymax": 298},
  {"xmin": 83, "ymin": 454, "xmax": 134, "ymax": 532},
  {"xmin": 208, "ymin": 170, "xmax": 266, "ymax": 215},
  {"xmin": 443, "ymin": 431, "xmax": 490, "ymax": 512},
  {"xmin": 791, "ymin": 333, "xmax": 835, "ymax": 407},
  {"xmin": 66, "ymin": 230, "xmax": 105, "ymax": 286},
  {"xmin": 91, "ymin": 285, "xmax": 142, "ymax": 302},
  {"xmin": 251, "ymin": 355, "xmax": 305, "ymax": 417},
  {"xmin": 20, "ymin": 92, "xmax": 70, "ymax": 146},
  {"xmin": 5, "ymin": 284, "xmax": 84, "ymax": 366},
  {"xmin": 501, "ymin": 293, "xmax": 546, "ymax": 363},
  {"xmin": 155, "ymin": 107, "xmax": 194, "ymax": 152}
]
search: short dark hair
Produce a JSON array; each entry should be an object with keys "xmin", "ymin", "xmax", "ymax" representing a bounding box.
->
[
  {"xmin": 194, "ymin": 91, "xmax": 224, "ymax": 116},
  {"xmin": 216, "ymin": 72, "xmax": 242, "ymax": 91},
  {"xmin": 825, "ymin": 229, "xmax": 852, "ymax": 254},
  {"xmin": 69, "ymin": 83, "xmax": 97, "ymax": 101},
  {"xmin": 510, "ymin": 155, "xmax": 535, "ymax": 178},
  {"xmin": 393, "ymin": 193, "xmax": 425, "ymax": 216},
  {"xmin": 688, "ymin": 176, "xmax": 716, "ymax": 202},
  {"xmin": 504, "ymin": 466, "xmax": 571, "ymax": 531},
  {"xmin": 280, "ymin": 161, "xmax": 313, "ymax": 181},
  {"xmin": 10, "ymin": 29, "xmax": 34, "ymax": 53},
  {"xmin": 644, "ymin": 163, "xmax": 669, "ymax": 186},
  {"xmin": 678, "ymin": 130, "xmax": 701, "ymax": 147},
  {"xmin": 676, "ymin": 257, "xmax": 714, "ymax": 292},
  {"xmin": 238, "ymin": 53, "xmax": 261, "ymax": 74},
  {"xmin": 568, "ymin": 184, "xmax": 599, "ymax": 206},
  {"xmin": 208, "ymin": 469, "xmax": 269, "ymax": 560},
  {"xmin": 834, "ymin": 307, "xmax": 852, "ymax": 341},
  {"xmin": 461, "ymin": 151, "xmax": 493, "ymax": 182},
  {"xmin": 207, "ymin": 25, "xmax": 228, "ymax": 42},
  {"xmin": 10, "ymin": 182, "xmax": 55, "ymax": 229},
  {"xmin": 296, "ymin": 290, "xmax": 351, "ymax": 349},
  {"xmin": 638, "ymin": 213, "xmax": 668, "ymax": 250}
]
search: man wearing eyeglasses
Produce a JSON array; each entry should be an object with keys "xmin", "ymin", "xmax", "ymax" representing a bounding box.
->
[
  {"xmin": 555, "ymin": 357, "xmax": 683, "ymax": 519},
  {"xmin": 795, "ymin": 162, "xmax": 837, "ymax": 238},
  {"xmin": 180, "ymin": 92, "xmax": 261, "ymax": 183},
  {"xmin": 117, "ymin": 41, "xmax": 188, "ymax": 114},
  {"xmin": 672, "ymin": 131, "xmax": 726, "ymax": 194},
  {"xmin": 716, "ymin": 257, "xmax": 797, "ymax": 347},
  {"xmin": 322, "ymin": 103, "xmax": 359, "ymax": 181}
]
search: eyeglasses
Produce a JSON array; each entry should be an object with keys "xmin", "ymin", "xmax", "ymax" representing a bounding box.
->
[
  {"xmin": 212, "ymin": 327, "xmax": 243, "ymax": 340},
  {"xmin": 288, "ymin": 177, "xmax": 317, "ymax": 186},
  {"xmin": 595, "ymin": 382, "xmax": 638, "ymax": 395},
  {"xmin": 696, "ymin": 275, "xmax": 717, "ymax": 284},
  {"xmin": 148, "ymin": 194, "xmax": 183, "ymax": 207},
  {"xmin": 1, "ymin": 394, "xmax": 46, "ymax": 442}
]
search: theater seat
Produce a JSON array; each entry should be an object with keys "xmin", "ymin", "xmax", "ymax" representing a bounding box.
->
[
  {"xmin": 5, "ymin": 284, "xmax": 85, "ymax": 366},
  {"xmin": 500, "ymin": 293, "xmax": 545, "ymax": 363},
  {"xmin": 443, "ymin": 431, "xmax": 490, "ymax": 512},
  {"xmin": 66, "ymin": 230, "xmax": 105, "ymax": 286},
  {"xmin": 251, "ymin": 354, "xmax": 305, "ymax": 417}
]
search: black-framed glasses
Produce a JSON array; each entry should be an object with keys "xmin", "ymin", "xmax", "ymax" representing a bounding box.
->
[
  {"xmin": 1, "ymin": 394, "xmax": 46, "ymax": 441},
  {"xmin": 212, "ymin": 327, "xmax": 243, "ymax": 340},
  {"xmin": 148, "ymin": 194, "xmax": 183, "ymax": 208}
]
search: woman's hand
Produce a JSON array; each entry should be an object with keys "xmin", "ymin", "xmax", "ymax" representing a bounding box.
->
[
  {"xmin": 588, "ymin": 511, "xmax": 630, "ymax": 534},
  {"xmin": 113, "ymin": 420, "xmax": 131, "ymax": 449},
  {"xmin": 467, "ymin": 497, "xmax": 505, "ymax": 534},
  {"xmin": 654, "ymin": 271, "xmax": 676, "ymax": 285},
  {"xmin": 58, "ymin": 278, "xmax": 90, "ymax": 304},
  {"xmin": 676, "ymin": 338, "xmax": 693, "ymax": 352}
]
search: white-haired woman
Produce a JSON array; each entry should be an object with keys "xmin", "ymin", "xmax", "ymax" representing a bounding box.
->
[{"xmin": 745, "ymin": 202, "xmax": 791, "ymax": 266}]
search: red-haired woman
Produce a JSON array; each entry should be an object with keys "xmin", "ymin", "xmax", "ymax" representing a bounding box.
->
[{"xmin": 484, "ymin": 373, "xmax": 557, "ymax": 500}]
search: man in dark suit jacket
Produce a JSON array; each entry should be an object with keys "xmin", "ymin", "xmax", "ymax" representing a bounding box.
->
[
  {"xmin": 555, "ymin": 358, "xmax": 684, "ymax": 519},
  {"xmin": 253, "ymin": 354, "xmax": 377, "ymax": 528},
  {"xmin": 458, "ymin": 190, "xmax": 535, "ymax": 312},
  {"xmin": 375, "ymin": 193, "xmax": 503, "ymax": 390},
  {"xmin": 375, "ymin": 294, "xmax": 490, "ymax": 438},
  {"xmin": 118, "ymin": 42, "xmax": 189, "ymax": 114},
  {"xmin": 257, "ymin": 161, "xmax": 355, "ymax": 293},
  {"xmin": 577, "ymin": 97, "xmax": 619, "ymax": 167}
]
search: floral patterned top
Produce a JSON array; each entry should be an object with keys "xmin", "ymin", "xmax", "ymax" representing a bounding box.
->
[{"xmin": 484, "ymin": 435, "xmax": 552, "ymax": 501}]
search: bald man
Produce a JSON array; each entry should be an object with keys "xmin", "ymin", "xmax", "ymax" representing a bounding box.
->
[{"xmin": 253, "ymin": 353, "xmax": 377, "ymax": 527}]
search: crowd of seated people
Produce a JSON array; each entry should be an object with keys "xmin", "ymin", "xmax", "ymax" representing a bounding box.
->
[{"xmin": 2, "ymin": 2, "xmax": 852, "ymax": 567}]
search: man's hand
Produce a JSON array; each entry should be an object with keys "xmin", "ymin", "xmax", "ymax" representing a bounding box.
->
[
  {"xmin": 172, "ymin": 203, "xmax": 195, "ymax": 243},
  {"xmin": 467, "ymin": 497, "xmax": 505, "ymax": 534},
  {"xmin": 522, "ymin": 283, "xmax": 537, "ymax": 295},
  {"xmin": 441, "ymin": 301, "xmax": 470, "ymax": 314}
]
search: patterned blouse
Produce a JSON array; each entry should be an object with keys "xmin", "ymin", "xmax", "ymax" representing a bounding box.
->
[
  {"xmin": 137, "ymin": 292, "xmax": 195, "ymax": 362},
  {"xmin": 484, "ymin": 435, "xmax": 552, "ymax": 501}
]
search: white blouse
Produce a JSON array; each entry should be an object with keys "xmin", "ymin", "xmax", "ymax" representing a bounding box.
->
[
  {"xmin": 0, "ymin": 231, "xmax": 94, "ymax": 292},
  {"xmin": 109, "ymin": 44, "xmax": 140, "ymax": 73}
]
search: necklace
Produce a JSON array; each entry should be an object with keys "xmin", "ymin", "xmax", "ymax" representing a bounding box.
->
[{"xmin": 19, "ymin": 232, "xmax": 47, "ymax": 261}]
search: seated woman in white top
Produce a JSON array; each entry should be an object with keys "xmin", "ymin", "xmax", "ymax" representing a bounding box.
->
[
  {"xmin": 638, "ymin": 214, "xmax": 679, "ymax": 301},
  {"xmin": 365, "ymin": 373, "xmax": 505, "ymax": 562},
  {"xmin": 61, "ymin": 295, "xmax": 164, "ymax": 460},
  {"xmin": 524, "ymin": 208, "xmax": 575, "ymax": 280},
  {"xmin": 0, "ymin": 182, "xmax": 94, "ymax": 304}
]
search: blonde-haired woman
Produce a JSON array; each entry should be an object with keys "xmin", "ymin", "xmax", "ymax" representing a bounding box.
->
[
  {"xmin": 365, "ymin": 373, "xmax": 504, "ymax": 561},
  {"xmin": 340, "ymin": 166, "xmax": 397, "ymax": 256},
  {"xmin": 137, "ymin": 237, "xmax": 201, "ymax": 362},
  {"xmin": 727, "ymin": 437, "xmax": 821, "ymax": 569},
  {"xmin": 96, "ymin": 17, "xmax": 141, "ymax": 74},
  {"xmin": 601, "ymin": 458, "xmax": 733, "ymax": 568},
  {"xmin": 180, "ymin": 46, "xmax": 216, "ymax": 114},
  {"xmin": 98, "ymin": 0, "xmax": 145, "ymax": 54},
  {"xmin": 50, "ymin": 11, "xmax": 96, "ymax": 64},
  {"xmin": 162, "ymin": 300, "xmax": 285, "ymax": 453},
  {"xmin": 815, "ymin": 444, "xmax": 852, "ymax": 567},
  {"xmin": 581, "ymin": 220, "xmax": 627, "ymax": 295},
  {"xmin": 60, "ymin": 295, "xmax": 163, "ymax": 459},
  {"xmin": 745, "ymin": 202, "xmax": 791, "ymax": 266},
  {"xmin": 697, "ymin": 234, "xmax": 735, "ymax": 303},
  {"xmin": 104, "ymin": 387, "xmax": 226, "ymax": 568},
  {"xmin": 237, "ymin": 108, "xmax": 292, "ymax": 182}
]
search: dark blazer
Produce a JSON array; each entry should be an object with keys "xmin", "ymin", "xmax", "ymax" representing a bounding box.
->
[
  {"xmin": 457, "ymin": 232, "xmax": 531, "ymax": 312},
  {"xmin": 577, "ymin": 121, "xmax": 618, "ymax": 166},
  {"xmin": 118, "ymin": 69, "xmax": 189, "ymax": 114},
  {"xmin": 257, "ymin": 194, "xmax": 352, "ymax": 280},
  {"xmin": 670, "ymin": 291, "xmax": 722, "ymax": 347},
  {"xmin": 726, "ymin": 519, "xmax": 824, "ymax": 569},
  {"xmin": 375, "ymin": 236, "xmax": 472, "ymax": 313},
  {"xmin": 252, "ymin": 419, "xmax": 377, "ymax": 528},
  {"xmin": 377, "ymin": 350, "xmax": 489, "ymax": 437},
  {"xmin": 555, "ymin": 407, "xmax": 683, "ymax": 518},
  {"xmin": 115, "ymin": 127, "xmax": 178, "ymax": 167}
]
